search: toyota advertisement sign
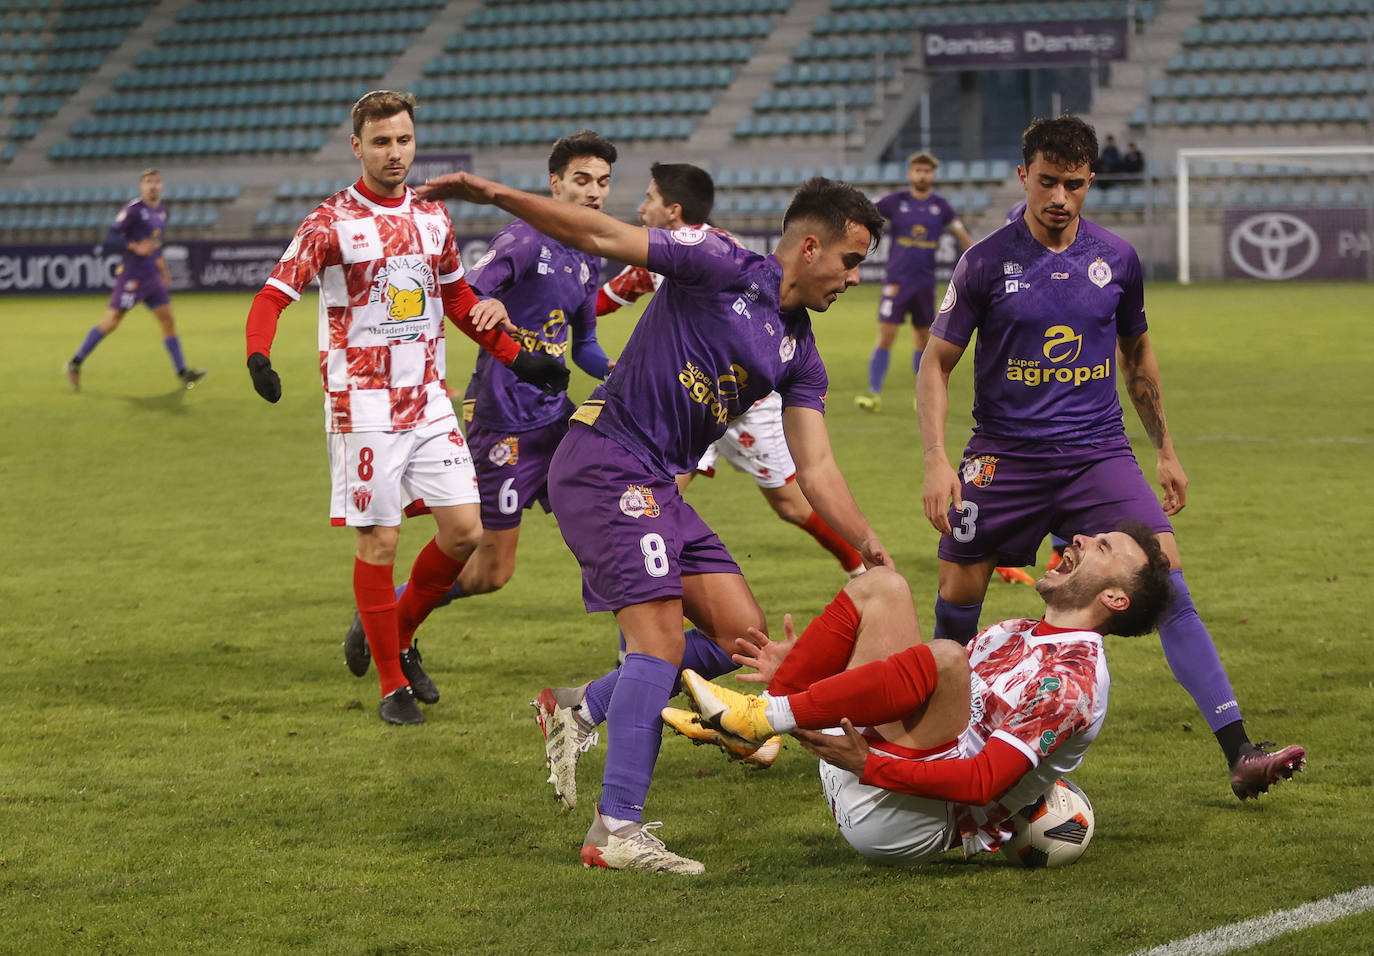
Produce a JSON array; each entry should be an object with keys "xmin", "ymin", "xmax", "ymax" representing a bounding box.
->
[{"xmin": 1223, "ymin": 209, "xmax": 1371, "ymax": 280}]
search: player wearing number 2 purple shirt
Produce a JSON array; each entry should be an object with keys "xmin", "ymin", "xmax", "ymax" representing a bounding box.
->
[
  {"xmin": 65, "ymin": 168, "xmax": 206, "ymax": 392},
  {"xmin": 917, "ymin": 115, "xmax": 1304, "ymax": 803},
  {"xmin": 416, "ymin": 171, "xmax": 892, "ymax": 873}
]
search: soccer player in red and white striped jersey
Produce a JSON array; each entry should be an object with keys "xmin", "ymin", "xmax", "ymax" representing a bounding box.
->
[{"xmin": 243, "ymin": 91, "xmax": 567, "ymax": 724}]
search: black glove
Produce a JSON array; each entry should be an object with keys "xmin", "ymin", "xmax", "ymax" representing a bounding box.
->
[
  {"xmin": 247, "ymin": 352, "xmax": 282, "ymax": 403},
  {"xmin": 509, "ymin": 349, "xmax": 570, "ymax": 397}
]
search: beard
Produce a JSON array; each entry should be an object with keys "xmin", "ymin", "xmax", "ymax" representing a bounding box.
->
[{"xmin": 1037, "ymin": 568, "xmax": 1106, "ymax": 614}]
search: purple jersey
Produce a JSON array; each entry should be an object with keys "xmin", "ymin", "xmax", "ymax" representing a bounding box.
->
[
  {"xmin": 109, "ymin": 199, "xmax": 166, "ymax": 279},
  {"xmin": 571, "ymin": 226, "xmax": 829, "ymax": 478},
  {"xmin": 877, "ymin": 190, "xmax": 957, "ymax": 284},
  {"xmin": 464, "ymin": 221, "xmax": 601, "ymax": 431},
  {"xmin": 931, "ymin": 215, "xmax": 1147, "ymax": 447}
]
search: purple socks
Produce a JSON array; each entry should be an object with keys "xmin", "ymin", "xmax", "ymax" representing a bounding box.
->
[
  {"xmin": 163, "ymin": 335, "xmax": 185, "ymax": 373},
  {"xmin": 597, "ymin": 652, "xmax": 678, "ymax": 823},
  {"xmin": 1158, "ymin": 568, "xmax": 1242, "ymax": 732},
  {"xmin": 933, "ymin": 593, "xmax": 983, "ymax": 645},
  {"xmin": 73, "ymin": 326, "xmax": 105, "ymax": 362},
  {"xmin": 867, "ymin": 347, "xmax": 890, "ymax": 394}
]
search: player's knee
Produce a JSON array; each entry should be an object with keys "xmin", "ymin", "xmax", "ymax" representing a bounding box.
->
[
  {"xmin": 928, "ymin": 639, "xmax": 970, "ymax": 687},
  {"xmin": 846, "ymin": 565, "xmax": 911, "ymax": 607},
  {"xmin": 770, "ymin": 498, "xmax": 810, "ymax": 525}
]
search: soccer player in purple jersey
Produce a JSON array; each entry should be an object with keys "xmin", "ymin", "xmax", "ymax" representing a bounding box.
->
[
  {"xmin": 917, "ymin": 115, "xmax": 1305, "ymax": 801},
  {"xmin": 341, "ymin": 131, "xmax": 618, "ymax": 698},
  {"xmin": 418, "ymin": 171, "xmax": 892, "ymax": 873},
  {"xmin": 855, "ymin": 152, "xmax": 973, "ymax": 414},
  {"xmin": 65, "ymin": 169, "xmax": 206, "ymax": 391}
]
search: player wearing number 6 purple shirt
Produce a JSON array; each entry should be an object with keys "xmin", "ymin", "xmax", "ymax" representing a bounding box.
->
[
  {"xmin": 417, "ymin": 172, "xmax": 891, "ymax": 873},
  {"xmin": 916, "ymin": 115, "xmax": 1304, "ymax": 802}
]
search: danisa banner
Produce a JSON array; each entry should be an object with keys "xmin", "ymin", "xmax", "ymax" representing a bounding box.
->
[
  {"xmin": 1222, "ymin": 208, "xmax": 1372, "ymax": 280},
  {"xmin": 923, "ymin": 20, "xmax": 1129, "ymax": 70}
]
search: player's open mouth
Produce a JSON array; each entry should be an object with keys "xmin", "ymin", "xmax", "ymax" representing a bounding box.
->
[{"xmin": 1048, "ymin": 546, "xmax": 1078, "ymax": 578}]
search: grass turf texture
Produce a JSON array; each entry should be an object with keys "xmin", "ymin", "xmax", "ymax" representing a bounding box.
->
[{"xmin": 5, "ymin": 282, "xmax": 1372, "ymax": 954}]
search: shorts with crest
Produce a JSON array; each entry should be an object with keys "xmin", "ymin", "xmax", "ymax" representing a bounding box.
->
[
  {"xmin": 327, "ymin": 417, "xmax": 477, "ymax": 527},
  {"xmin": 694, "ymin": 392, "xmax": 795, "ymax": 489},
  {"xmin": 468, "ymin": 418, "xmax": 566, "ymax": 531},
  {"xmin": 877, "ymin": 282, "xmax": 935, "ymax": 327},
  {"xmin": 108, "ymin": 272, "xmax": 170, "ymax": 312},
  {"xmin": 936, "ymin": 436, "xmax": 1173, "ymax": 567},
  {"xmin": 549, "ymin": 423, "xmax": 740, "ymax": 613}
]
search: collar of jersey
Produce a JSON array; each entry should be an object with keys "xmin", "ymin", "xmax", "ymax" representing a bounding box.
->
[
  {"xmin": 350, "ymin": 178, "xmax": 410, "ymax": 212},
  {"xmin": 1029, "ymin": 619, "xmax": 1102, "ymax": 644}
]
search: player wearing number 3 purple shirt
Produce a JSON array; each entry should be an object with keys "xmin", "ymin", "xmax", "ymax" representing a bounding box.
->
[
  {"xmin": 417, "ymin": 171, "xmax": 891, "ymax": 873},
  {"xmin": 917, "ymin": 116, "xmax": 1304, "ymax": 802}
]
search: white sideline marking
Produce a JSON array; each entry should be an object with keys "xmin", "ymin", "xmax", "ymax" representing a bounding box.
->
[{"xmin": 1130, "ymin": 885, "xmax": 1374, "ymax": 956}]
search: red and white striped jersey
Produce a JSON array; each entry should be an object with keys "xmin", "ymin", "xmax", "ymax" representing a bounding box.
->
[
  {"xmin": 266, "ymin": 184, "xmax": 465, "ymax": 434},
  {"xmin": 952, "ymin": 619, "xmax": 1108, "ymax": 851}
]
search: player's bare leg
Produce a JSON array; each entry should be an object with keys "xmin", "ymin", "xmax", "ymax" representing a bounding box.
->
[
  {"xmin": 759, "ymin": 482, "xmax": 864, "ymax": 577},
  {"xmin": 455, "ymin": 525, "xmax": 520, "ymax": 596}
]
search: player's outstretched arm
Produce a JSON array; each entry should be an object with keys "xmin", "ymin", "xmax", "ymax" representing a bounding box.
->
[
  {"xmin": 1118, "ymin": 331, "xmax": 1187, "ymax": 515},
  {"xmin": 782, "ymin": 406, "xmax": 892, "ymax": 569},
  {"xmin": 917, "ymin": 336, "xmax": 966, "ymax": 534},
  {"xmin": 418, "ymin": 172, "xmax": 650, "ymax": 268}
]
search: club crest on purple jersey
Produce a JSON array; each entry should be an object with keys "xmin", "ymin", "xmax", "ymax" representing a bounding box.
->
[
  {"xmin": 619, "ymin": 485, "xmax": 661, "ymax": 518},
  {"xmin": 488, "ymin": 436, "xmax": 519, "ymax": 466},
  {"xmin": 1088, "ymin": 257, "xmax": 1112, "ymax": 288},
  {"xmin": 962, "ymin": 454, "xmax": 999, "ymax": 488},
  {"xmin": 939, "ymin": 284, "xmax": 956, "ymax": 313}
]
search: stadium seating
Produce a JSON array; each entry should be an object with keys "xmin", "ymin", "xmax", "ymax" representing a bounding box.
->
[
  {"xmin": 48, "ymin": 0, "xmax": 447, "ymax": 162},
  {"xmin": 0, "ymin": 180, "xmax": 242, "ymax": 238}
]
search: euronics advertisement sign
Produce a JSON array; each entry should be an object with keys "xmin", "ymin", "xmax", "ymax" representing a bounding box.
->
[{"xmin": 923, "ymin": 20, "xmax": 1129, "ymax": 69}]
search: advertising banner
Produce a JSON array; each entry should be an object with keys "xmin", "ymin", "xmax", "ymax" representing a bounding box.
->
[
  {"xmin": 923, "ymin": 20, "xmax": 1129, "ymax": 70},
  {"xmin": 1222, "ymin": 209, "xmax": 1372, "ymax": 280}
]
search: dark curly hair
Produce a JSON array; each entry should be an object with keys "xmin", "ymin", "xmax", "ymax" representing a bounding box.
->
[
  {"xmin": 1104, "ymin": 520, "xmax": 1174, "ymax": 637},
  {"xmin": 1021, "ymin": 115, "xmax": 1099, "ymax": 170},
  {"xmin": 782, "ymin": 177, "xmax": 884, "ymax": 251}
]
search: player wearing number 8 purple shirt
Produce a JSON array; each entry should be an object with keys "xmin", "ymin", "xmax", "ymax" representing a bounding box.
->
[
  {"xmin": 917, "ymin": 115, "xmax": 1304, "ymax": 802},
  {"xmin": 416, "ymin": 171, "xmax": 892, "ymax": 873}
]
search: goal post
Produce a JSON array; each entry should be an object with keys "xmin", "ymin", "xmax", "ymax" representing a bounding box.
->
[{"xmin": 1175, "ymin": 145, "xmax": 1374, "ymax": 284}]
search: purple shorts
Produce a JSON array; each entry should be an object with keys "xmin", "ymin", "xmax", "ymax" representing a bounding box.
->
[
  {"xmin": 548, "ymin": 424, "xmax": 740, "ymax": 613},
  {"xmin": 468, "ymin": 417, "xmax": 565, "ymax": 531},
  {"xmin": 937, "ymin": 437, "xmax": 1173, "ymax": 567},
  {"xmin": 878, "ymin": 282, "xmax": 935, "ymax": 327},
  {"xmin": 108, "ymin": 272, "xmax": 170, "ymax": 312}
]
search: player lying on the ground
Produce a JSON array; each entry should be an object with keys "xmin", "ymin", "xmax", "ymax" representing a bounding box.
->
[{"xmin": 670, "ymin": 524, "xmax": 1304, "ymax": 864}]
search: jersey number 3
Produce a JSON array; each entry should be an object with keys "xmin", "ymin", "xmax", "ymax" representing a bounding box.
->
[{"xmin": 952, "ymin": 500, "xmax": 979, "ymax": 543}]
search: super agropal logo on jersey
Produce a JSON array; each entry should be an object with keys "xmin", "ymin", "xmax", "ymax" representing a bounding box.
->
[
  {"xmin": 367, "ymin": 256, "xmax": 437, "ymax": 343},
  {"xmin": 1004, "ymin": 325, "xmax": 1110, "ymax": 388}
]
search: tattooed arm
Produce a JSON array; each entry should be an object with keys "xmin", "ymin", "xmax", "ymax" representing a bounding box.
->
[{"xmin": 1119, "ymin": 331, "xmax": 1187, "ymax": 515}]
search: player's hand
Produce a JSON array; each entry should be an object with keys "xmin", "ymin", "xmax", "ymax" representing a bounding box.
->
[
  {"xmin": 922, "ymin": 457, "xmax": 961, "ymax": 535},
  {"xmin": 1157, "ymin": 454, "xmax": 1188, "ymax": 515},
  {"xmin": 247, "ymin": 352, "xmax": 281, "ymax": 403},
  {"xmin": 416, "ymin": 171, "xmax": 501, "ymax": 205},
  {"xmin": 731, "ymin": 614, "xmax": 798, "ymax": 684},
  {"xmin": 859, "ymin": 536, "xmax": 895, "ymax": 570},
  {"xmin": 509, "ymin": 349, "xmax": 570, "ymax": 396},
  {"xmin": 793, "ymin": 719, "xmax": 870, "ymax": 776},
  {"xmin": 467, "ymin": 297, "xmax": 508, "ymax": 333}
]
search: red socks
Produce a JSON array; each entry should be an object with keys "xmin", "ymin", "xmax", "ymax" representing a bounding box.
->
[
  {"xmin": 396, "ymin": 537, "xmax": 465, "ymax": 649},
  {"xmin": 354, "ymin": 557, "xmax": 406, "ymax": 696},
  {"xmin": 799, "ymin": 511, "xmax": 863, "ymax": 573},
  {"xmin": 788, "ymin": 642, "xmax": 938, "ymax": 730},
  {"xmin": 768, "ymin": 589, "xmax": 861, "ymax": 696}
]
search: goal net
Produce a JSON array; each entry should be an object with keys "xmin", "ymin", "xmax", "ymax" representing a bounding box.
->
[{"xmin": 1175, "ymin": 145, "xmax": 1374, "ymax": 283}]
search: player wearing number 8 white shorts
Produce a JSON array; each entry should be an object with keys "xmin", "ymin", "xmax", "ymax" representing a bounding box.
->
[
  {"xmin": 328, "ymin": 418, "xmax": 479, "ymax": 527},
  {"xmin": 693, "ymin": 392, "xmax": 794, "ymax": 488}
]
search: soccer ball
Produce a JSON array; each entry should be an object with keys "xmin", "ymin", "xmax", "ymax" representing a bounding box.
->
[{"xmin": 999, "ymin": 777, "xmax": 1095, "ymax": 869}]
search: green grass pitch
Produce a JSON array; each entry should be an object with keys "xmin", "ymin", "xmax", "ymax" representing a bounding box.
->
[{"xmin": 4, "ymin": 281, "xmax": 1372, "ymax": 954}]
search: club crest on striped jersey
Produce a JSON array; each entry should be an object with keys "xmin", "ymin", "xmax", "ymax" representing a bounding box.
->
[{"xmin": 352, "ymin": 486, "xmax": 372, "ymax": 512}]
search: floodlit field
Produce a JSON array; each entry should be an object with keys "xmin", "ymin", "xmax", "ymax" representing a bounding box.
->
[{"xmin": 5, "ymin": 281, "xmax": 1372, "ymax": 953}]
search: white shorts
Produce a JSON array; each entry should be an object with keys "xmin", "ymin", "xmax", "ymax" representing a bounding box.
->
[
  {"xmin": 695, "ymin": 392, "xmax": 795, "ymax": 489},
  {"xmin": 327, "ymin": 417, "xmax": 478, "ymax": 527},
  {"xmin": 817, "ymin": 735, "xmax": 961, "ymax": 865}
]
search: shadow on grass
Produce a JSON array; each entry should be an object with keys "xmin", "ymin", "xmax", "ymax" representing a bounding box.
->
[{"xmin": 121, "ymin": 388, "xmax": 191, "ymax": 414}]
